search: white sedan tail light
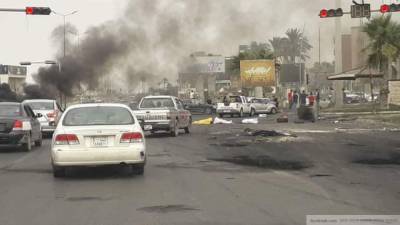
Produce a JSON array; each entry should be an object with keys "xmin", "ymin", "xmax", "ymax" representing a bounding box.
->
[
  {"xmin": 55, "ymin": 134, "xmax": 80, "ymax": 145},
  {"xmin": 120, "ymin": 132, "xmax": 143, "ymax": 143}
]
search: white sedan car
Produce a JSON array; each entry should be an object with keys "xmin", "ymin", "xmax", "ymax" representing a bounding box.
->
[{"xmin": 51, "ymin": 103, "xmax": 146, "ymax": 177}]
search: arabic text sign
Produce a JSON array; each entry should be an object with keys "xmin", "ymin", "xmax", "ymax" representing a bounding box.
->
[
  {"xmin": 240, "ymin": 60, "xmax": 275, "ymax": 87},
  {"xmin": 196, "ymin": 56, "xmax": 225, "ymax": 73}
]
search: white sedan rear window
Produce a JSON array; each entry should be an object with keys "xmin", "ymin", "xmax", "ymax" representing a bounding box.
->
[{"xmin": 63, "ymin": 106, "xmax": 134, "ymax": 126}]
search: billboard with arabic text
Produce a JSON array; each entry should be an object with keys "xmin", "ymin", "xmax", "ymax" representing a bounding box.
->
[{"xmin": 240, "ymin": 60, "xmax": 275, "ymax": 87}]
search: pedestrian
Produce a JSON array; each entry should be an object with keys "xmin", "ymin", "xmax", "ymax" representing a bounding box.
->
[
  {"xmin": 288, "ymin": 89, "xmax": 293, "ymax": 109},
  {"xmin": 315, "ymin": 89, "xmax": 321, "ymax": 120},
  {"xmin": 273, "ymin": 96, "xmax": 279, "ymax": 109},
  {"xmin": 300, "ymin": 90, "xmax": 307, "ymax": 106},
  {"xmin": 292, "ymin": 91, "xmax": 299, "ymax": 110},
  {"xmin": 308, "ymin": 91, "xmax": 315, "ymax": 106}
]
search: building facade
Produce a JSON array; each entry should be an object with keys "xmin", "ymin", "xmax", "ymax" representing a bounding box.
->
[{"xmin": 0, "ymin": 65, "xmax": 27, "ymax": 94}]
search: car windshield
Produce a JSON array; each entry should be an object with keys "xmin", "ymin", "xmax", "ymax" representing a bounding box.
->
[
  {"xmin": 0, "ymin": 105, "xmax": 21, "ymax": 117},
  {"xmin": 229, "ymin": 96, "xmax": 242, "ymax": 103},
  {"xmin": 63, "ymin": 106, "xmax": 134, "ymax": 126},
  {"xmin": 140, "ymin": 98, "xmax": 175, "ymax": 108},
  {"xmin": 26, "ymin": 102, "xmax": 53, "ymax": 110}
]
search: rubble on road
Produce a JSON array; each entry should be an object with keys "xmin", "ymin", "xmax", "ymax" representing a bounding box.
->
[
  {"xmin": 209, "ymin": 155, "xmax": 312, "ymax": 170},
  {"xmin": 277, "ymin": 114, "xmax": 289, "ymax": 123},
  {"xmin": 242, "ymin": 118, "xmax": 258, "ymax": 124},
  {"xmin": 213, "ymin": 117, "xmax": 233, "ymax": 124},
  {"xmin": 192, "ymin": 117, "xmax": 213, "ymax": 125},
  {"xmin": 243, "ymin": 128, "xmax": 295, "ymax": 137}
]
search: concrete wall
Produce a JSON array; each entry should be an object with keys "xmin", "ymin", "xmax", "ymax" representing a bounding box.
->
[
  {"xmin": 351, "ymin": 27, "xmax": 368, "ymax": 69},
  {"xmin": 342, "ymin": 34, "xmax": 352, "ymax": 71}
]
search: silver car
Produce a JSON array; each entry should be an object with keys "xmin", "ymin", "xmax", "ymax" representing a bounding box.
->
[{"xmin": 23, "ymin": 99, "xmax": 63, "ymax": 134}]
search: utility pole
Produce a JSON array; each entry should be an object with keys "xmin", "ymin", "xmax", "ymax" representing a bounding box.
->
[
  {"xmin": 53, "ymin": 10, "xmax": 78, "ymax": 108},
  {"xmin": 334, "ymin": 0, "xmax": 344, "ymax": 108}
]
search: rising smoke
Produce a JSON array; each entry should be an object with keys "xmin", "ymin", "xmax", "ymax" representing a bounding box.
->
[{"xmin": 31, "ymin": 0, "xmax": 335, "ymax": 97}]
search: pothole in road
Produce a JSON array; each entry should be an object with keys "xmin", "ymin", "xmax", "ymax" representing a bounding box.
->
[
  {"xmin": 66, "ymin": 196, "xmax": 112, "ymax": 202},
  {"xmin": 209, "ymin": 155, "xmax": 312, "ymax": 170},
  {"xmin": 310, "ymin": 174, "xmax": 333, "ymax": 178},
  {"xmin": 353, "ymin": 152, "xmax": 400, "ymax": 165},
  {"xmin": 137, "ymin": 204, "xmax": 199, "ymax": 213},
  {"xmin": 353, "ymin": 153, "xmax": 400, "ymax": 165}
]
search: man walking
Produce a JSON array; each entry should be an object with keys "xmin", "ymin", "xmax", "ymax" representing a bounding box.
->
[
  {"xmin": 300, "ymin": 90, "xmax": 307, "ymax": 106},
  {"xmin": 288, "ymin": 89, "xmax": 293, "ymax": 109},
  {"xmin": 292, "ymin": 91, "xmax": 299, "ymax": 110}
]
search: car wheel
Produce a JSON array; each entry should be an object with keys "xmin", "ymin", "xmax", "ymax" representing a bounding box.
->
[
  {"xmin": 271, "ymin": 108, "xmax": 277, "ymax": 114},
  {"xmin": 239, "ymin": 109, "xmax": 244, "ymax": 118},
  {"xmin": 171, "ymin": 120, "xmax": 179, "ymax": 137},
  {"xmin": 250, "ymin": 108, "xmax": 255, "ymax": 117},
  {"xmin": 131, "ymin": 164, "xmax": 145, "ymax": 175},
  {"xmin": 184, "ymin": 118, "xmax": 192, "ymax": 134},
  {"xmin": 52, "ymin": 164, "xmax": 66, "ymax": 178},
  {"xmin": 22, "ymin": 133, "xmax": 32, "ymax": 152}
]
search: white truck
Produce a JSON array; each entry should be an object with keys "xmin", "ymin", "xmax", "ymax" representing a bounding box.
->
[
  {"xmin": 216, "ymin": 95, "xmax": 254, "ymax": 118},
  {"xmin": 133, "ymin": 96, "xmax": 192, "ymax": 137}
]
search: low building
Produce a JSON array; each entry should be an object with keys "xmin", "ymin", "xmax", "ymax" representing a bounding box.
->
[{"xmin": 0, "ymin": 65, "xmax": 27, "ymax": 94}]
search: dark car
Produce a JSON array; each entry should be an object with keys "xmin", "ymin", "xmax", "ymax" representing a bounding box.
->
[
  {"xmin": 0, "ymin": 102, "xmax": 42, "ymax": 151},
  {"xmin": 182, "ymin": 100, "xmax": 215, "ymax": 115}
]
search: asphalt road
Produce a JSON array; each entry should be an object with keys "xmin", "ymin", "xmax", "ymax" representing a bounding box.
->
[{"xmin": 0, "ymin": 115, "xmax": 399, "ymax": 225}]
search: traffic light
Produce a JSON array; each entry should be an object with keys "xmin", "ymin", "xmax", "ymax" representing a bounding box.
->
[
  {"xmin": 25, "ymin": 7, "xmax": 51, "ymax": 15},
  {"xmin": 380, "ymin": 4, "xmax": 400, "ymax": 13},
  {"xmin": 351, "ymin": 4, "xmax": 371, "ymax": 18},
  {"xmin": 319, "ymin": 8, "xmax": 343, "ymax": 18}
]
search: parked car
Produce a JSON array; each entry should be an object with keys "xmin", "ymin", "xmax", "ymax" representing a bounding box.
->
[
  {"xmin": 182, "ymin": 100, "xmax": 215, "ymax": 115},
  {"xmin": 250, "ymin": 98, "xmax": 278, "ymax": 114},
  {"xmin": 51, "ymin": 103, "xmax": 146, "ymax": 177},
  {"xmin": 216, "ymin": 95, "xmax": 253, "ymax": 117},
  {"xmin": 0, "ymin": 102, "xmax": 42, "ymax": 151},
  {"xmin": 23, "ymin": 99, "xmax": 63, "ymax": 135},
  {"xmin": 133, "ymin": 96, "xmax": 192, "ymax": 136}
]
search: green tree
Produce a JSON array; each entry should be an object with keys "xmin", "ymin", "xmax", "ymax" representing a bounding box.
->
[
  {"xmin": 363, "ymin": 15, "xmax": 400, "ymax": 79},
  {"xmin": 269, "ymin": 37, "xmax": 290, "ymax": 63},
  {"xmin": 285, "ymin": 28, "xmax": 312, "ymax": 63},
  {"xmin": 269, "ymin": 28, "xmax": 312, "ymax": 64},
  {"xmin": 231, "ymin": 41, "xmax": 274, "ymax": 72}
]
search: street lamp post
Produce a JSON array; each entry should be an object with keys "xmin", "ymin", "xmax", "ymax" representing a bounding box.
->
[
  {"xmin": 52, "ymin": 10, "xmax": 78, "ymax": 57},
  {"xmin": 20, "ymin": 60, "xmax": 64, "ymax": 107}
]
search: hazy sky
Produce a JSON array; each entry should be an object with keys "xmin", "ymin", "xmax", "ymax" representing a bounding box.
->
[{"xmin": 0, "ymin": 0, "xmax": 398, "ymax": 83}]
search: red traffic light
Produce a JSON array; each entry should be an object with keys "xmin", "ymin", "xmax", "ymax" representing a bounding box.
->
[
  {"xmin": 25, "ymin": 7, "xmax": 34, "ymax": 15},
  {"xmin": 25, "ymin": 7, "xmax": 51, "ymax": 15},
  {"xmin": 319, "ymin": 9, "xmax": 328, "ymax": 18},
  {"xmin": 319, "ymin": 8, "xmax": 343, "ymax": 18},
  {"xmin": 380, "ymin": 4, "xmax": 390, "ymax": 13}
]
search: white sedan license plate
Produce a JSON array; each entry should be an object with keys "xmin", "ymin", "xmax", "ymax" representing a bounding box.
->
[
  {"xmin": 93, "ymin": 137, "xmax": 108, "ymax": 147},
  {"xmin": 144, "ymin": 125, "xmax": 152, "ymax": 131}
]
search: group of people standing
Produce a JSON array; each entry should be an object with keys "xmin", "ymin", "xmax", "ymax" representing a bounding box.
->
[{"xmin": 287, "ymin": 89, "xmax": 320, "ymax": 110}]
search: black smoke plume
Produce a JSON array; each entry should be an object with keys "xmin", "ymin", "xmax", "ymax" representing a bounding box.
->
[
  {"xmin": 31, "ymin": 0, "xmax": 336, "ymax": 97},
  {"xmin": 0, "ymin": 83, "xmax": 19, "ymax": 102}
]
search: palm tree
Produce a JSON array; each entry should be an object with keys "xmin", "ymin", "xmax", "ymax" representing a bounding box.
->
[
  {"xmin": 363, "ymin": 15, "xmax": 400, "ymax": 79},
  {"xmin": 285, "ymin": 28, "xmax": 312, "ymax": 64},
  {"xmin": 269, "ymin": 37, "xmax": 290, "ymax": 63}
]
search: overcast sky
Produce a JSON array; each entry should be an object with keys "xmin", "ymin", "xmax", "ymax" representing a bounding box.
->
[{"xmin": 0, "ymin": 0, "xmax": 398, "ymax": 83}]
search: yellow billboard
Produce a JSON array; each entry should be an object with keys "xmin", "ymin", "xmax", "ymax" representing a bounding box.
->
[{"xmin": 240, "ymin": 60, "xmax": 276, "ymax": 87}]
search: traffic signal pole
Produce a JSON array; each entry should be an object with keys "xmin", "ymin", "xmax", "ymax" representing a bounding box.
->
[
  {"xmin": 0, "ymin": 8, "xmax": 25, "ymax": 12},
  {"xmin": 334, "ymin": 0, "xmax": 344, "ymax": 108}
]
